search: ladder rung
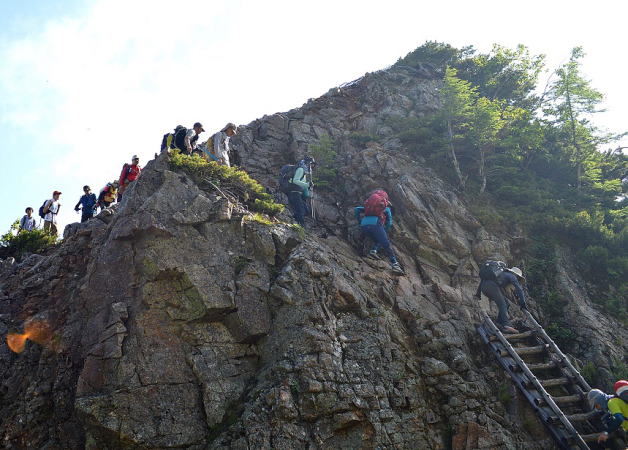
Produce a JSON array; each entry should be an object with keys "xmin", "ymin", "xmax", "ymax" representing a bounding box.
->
[
  {"xmin": 500, "ymin": 344, "xmax": 548, "ymax": 357},
  {"xmin": 527, "ymin": 361, "xmax": 558, "ymax": 371},
  {"xmin": 535, "ymin": 394, "xmax": 582, "ymax": 406},
  {"xmin": 553, "ymin": 394, "xmax": 583, "ymax": 405},
  {"xmin": 489, "ymin": 330, "xmax": 535, "ymax": 341},
  {"xmin": 546, "ymin": 412, "xmax": 594, "ymax": 424},
  {"xmin": 579, "ymin": 433, "xmax": 601, "ymax": 442},
  {"xmin": 540, "ymin": 377, "xmax": 570, "ymax": 388}
]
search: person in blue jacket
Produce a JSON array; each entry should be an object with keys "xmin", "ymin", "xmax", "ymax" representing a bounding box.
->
[
  {"xmin": 74, "ymin": 185, "xmax": 98, "ymax": 223},
  {"xmin": 355, "ymin": 189, "xmax": 404, "ymax": 275}
]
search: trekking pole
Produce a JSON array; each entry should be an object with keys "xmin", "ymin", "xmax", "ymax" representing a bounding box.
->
[{"xmin": 309, "ymin": 163, "xmax": 316, "ymax": 220}]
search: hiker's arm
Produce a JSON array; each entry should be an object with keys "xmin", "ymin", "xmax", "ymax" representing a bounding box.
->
[
  {"xmin": 354, "ymin": 207, "xmax": 364, "ymax": 222},
  {"xmin": 75, "ymin": 198, "xmax": 82, "ymax": 211},
  {"xmin": 43, "ymin": 200, "xmax": 51, "ymax": 214},
  {"xmin": 511, "ymin": 276, "xmax": 527, "ymax": 308},
  {"xmin": 19, "ymin": 216, "xmax": 26, "ymax": 230},
  {"xmin": 384, "ymin": 207, "xmax": 393, "ymax": 230},
  {"xmin": 291, "ymin": 167, "xmax": 308, "ymax": 189}
]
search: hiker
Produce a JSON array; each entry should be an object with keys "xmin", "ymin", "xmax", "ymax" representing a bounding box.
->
[
  {"xmin": 118, "ymin": 155, "xmax": 142, "ymax": 201},
  {"xmin": 160, "ymin": 125, "xmax": 184, "ymax": 153},
  {"xmin": 171, "ymin": 122, "xmax": 204, "ymax": 155},
  {"xmin": 74, "ymin": 185, "xmax": 98, "ymax": 223},
  {"xmin": 279, "ymin": 156, "xmax": 315, "ymax": 227},
  {"xmin": 475, "ymin": 261, "xmax": 527, "ymax": 334},
  {"xmin": 212, "ymin": 122, "xmax": 236, "ymax": 167},
  {"xmin": 588, "ymin": 388, "xmax": 627, "ymax": 447},
  {"xmin": 19, "ymin": 207, "xmax": 36, "ymax": 232},
  {"xmin": 41, "ymin": 191, "xmax": 61, "ymax": 236},
  {"xmin": 97, "ymin": 181, "xmax": 119, "ymax": 209},
  {"xmin": 354, "ymin": 189, "xmax": 404, "ymax": 275}
]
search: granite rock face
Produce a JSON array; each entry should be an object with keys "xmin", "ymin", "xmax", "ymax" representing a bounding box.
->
[{"xmin": 0, "ymin": 63, "xmax": 625, "ymax": 449}]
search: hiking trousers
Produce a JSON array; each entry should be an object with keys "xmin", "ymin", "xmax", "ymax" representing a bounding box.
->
[
  {"xmin": 361, "ymin": 224, "xmax": 397, "ymax": 264},
  {"xmin": 43, "ymin": 220, "xmax": 58, "ymax": 236},
  {"xmin": 288, "ymin": 191, "xmax": 306, "ymax": 227},
  {"xmin": 480, "ymin": 280, "xmax": 511, "ymax": 328}
]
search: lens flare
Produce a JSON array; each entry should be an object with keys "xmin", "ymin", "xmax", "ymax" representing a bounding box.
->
[{"xmin": 6, "ymin": 320, "xmax": 54, "ymax": 354}]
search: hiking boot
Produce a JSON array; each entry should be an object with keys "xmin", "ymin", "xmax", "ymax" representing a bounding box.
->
[
  {"xmin": 391, "ymin": 262, "xmax": 405, "ymax": 275},
  {"xmin": 368, "ymin": 250, "xmax": 380, "ymax": 260},
  {"xmin": 499, "ymin": 325, "xmax": 519, "ymax": 334}
]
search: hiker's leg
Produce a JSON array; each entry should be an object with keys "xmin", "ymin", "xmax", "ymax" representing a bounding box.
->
[
  {"xmin": 481, "ymin": 281, "xmax": 511, "ymax": 327},
  {"xmin": 81, "ymin": 212, "xmax": 90, "ymax": 223},
  {"xmin": 43, "ymin": 221, "xmax": 51, "ymax": 233},
  {"xmin": 362, "ymin": 225, "xmax": 397, "ymax": 263},
  {"xmin": 288, "ymin": 192, "xmax": 305, "ymax": 227}
]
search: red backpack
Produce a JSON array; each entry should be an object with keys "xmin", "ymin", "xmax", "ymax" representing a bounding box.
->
[{"xmin": 364, "ymin": 190, "xmax": 389, "ymax": 224}]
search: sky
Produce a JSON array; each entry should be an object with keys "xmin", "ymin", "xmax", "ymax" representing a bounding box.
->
[{"xmin": 1, "ymin": 0, "xmax": 627, "ymax": 236}]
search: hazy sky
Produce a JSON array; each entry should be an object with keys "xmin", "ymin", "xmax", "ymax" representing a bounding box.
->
[{"xmin": 1, "ymin": 0, "xmax": 626, "ymax": 234}]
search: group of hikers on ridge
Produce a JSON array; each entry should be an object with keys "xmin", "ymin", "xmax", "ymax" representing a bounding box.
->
[
  {"xmin": 161, "ymin": 121, "xmax": 236, "ymax": 167},
  {"xmin": 18, "ymin": 155, "xmax": 142, "ymax": 236}
]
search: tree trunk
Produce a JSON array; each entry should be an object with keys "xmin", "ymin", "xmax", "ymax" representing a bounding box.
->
[
  {"xmin": 479, "ymin": 146, "xmax": 487, "ymax": 194},
  {"xmin": 447, "ymin": 120, "xmax": 465, "ymax": 190}
]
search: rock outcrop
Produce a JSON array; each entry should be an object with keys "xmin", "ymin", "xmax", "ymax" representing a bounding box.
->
[{"xmin": 1, "ymin": 63, "xmax": 625, "ymax": 449}]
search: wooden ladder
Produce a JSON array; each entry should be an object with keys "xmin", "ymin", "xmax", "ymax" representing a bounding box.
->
[{"xmin": 476, "ymin": 310, "xmax": 605, "ymax": 449}]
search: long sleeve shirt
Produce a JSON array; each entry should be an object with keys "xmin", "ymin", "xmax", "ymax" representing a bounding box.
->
[
  {"xmin": 75, "ymin": 193, "xmax": 97, "ymax": 212},
  {"xmin": 354, "ymin": 206, "xmax": 393, "ymax": 229},
  {"xmin": 290, "ymin": 166, "xmax": 311, "ymax": 197}
]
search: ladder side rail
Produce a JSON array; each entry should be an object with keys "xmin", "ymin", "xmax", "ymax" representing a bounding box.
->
[
  {"xmin": 476, "ymin": 323, "xmax": 573, "ymax": 449},
  {"xmin": 523, "ymin": 310, "xmax": 592, "ymax": 392},
  {"xmin": 483, "ymin": 317, "xmax": 590, "ymax": 450}
]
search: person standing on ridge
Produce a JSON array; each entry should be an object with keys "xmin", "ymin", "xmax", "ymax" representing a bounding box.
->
[
  {"xmin": 475, "ymin": 261, "xmax": 527, "ymax": 334},
  {"xmin": 278, "ymin": 156, "xmax": 315, "ymax": 228},
  {"xmin": 118, "ymin": 155, "xmax": 142, "ymax": 201},
  {"xmin": 42, "ymin": 191, "xmax": 62, "ymax": 236},
  {"xmin": 74, "ymin": 185, "xmax": 98, "ymax": 223},
  {"xmin": 19, "ymin": 207, "xmax": 36, "ymax": 232},
  {"xmin": 212, "ymin": 122, "xmax": 236, "ymax": 167},
  {"xmin": 354, "ymin": 189, "xmax": 404, "ymax": 275}
]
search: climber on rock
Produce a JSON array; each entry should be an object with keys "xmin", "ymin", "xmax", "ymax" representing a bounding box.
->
[
  {"xmin": 278, "ymin": 156, "xmax": 315, "ymax": 228},
  {"xmin": 588, "ymin": 388, "xmax": 627, "ymax": 446},
  {"xmin": 211, "ymin": 122, "xmax": 237, "ymax": 167},
  {"xmin": 97, "ymin": 181, "xmax": 119, "ymax": 209},
  {"xmin": 118, "ymin": 155, "xmax": 141, "ymax": 201},
  {"xmin": 354, "ymin": 189, "xmax": 404, "ymax": 275},
  {"xmin": 474, "ymin": 261, "xmax": 527, "ymax": 334}
]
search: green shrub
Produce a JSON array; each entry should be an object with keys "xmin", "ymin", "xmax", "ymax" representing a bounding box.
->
[
  {"xmin": 0, "ymin": 220, "xmax": 57, "ymax": 260},
  {"xmin": 169, "ymin": 151, "xmax": 284, "ymax": 216},
  {"xmin": 309, "ymin": 134, "xmax": 338, "ymax": 188}
]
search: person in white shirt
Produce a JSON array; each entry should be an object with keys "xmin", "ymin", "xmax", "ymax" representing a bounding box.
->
[
  {"xmin": 184, "ymin": 122, "xmax": 205, "ymax": 154},
  {"xmin": 43, "ymin": 191, "xmax": 62, "ymax": 236},
  {"xmin": 212, "ymin": 122, "xmax": 237, "ymax": 167},
  {"xmin": 19, "ymin": 207, "xmax": 37, "ymax": 232}
]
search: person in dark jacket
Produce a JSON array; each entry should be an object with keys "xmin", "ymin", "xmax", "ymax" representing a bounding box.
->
[
  {"xmin": 74, "ymin": 185, "xmax": 98, "ymax": 223},
  {"xmin": 476, "ymin": 266, "xmax": 527, "ymax": 333}
]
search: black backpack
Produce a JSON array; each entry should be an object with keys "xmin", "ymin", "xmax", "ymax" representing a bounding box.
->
[
  {"xmin": 38, "ymin": 200, "xmax": 49, "ymax": 219},
  {"xmin": 173, "ymin": 127, "xmax": 188, "ymax": 151},
  {"xmin": 278, "ymin": 164, "xmax": 298, "ymax": 194},
  {"xmin": 479, "ymin": 260, "xmax": 507, "ymax": 282}
]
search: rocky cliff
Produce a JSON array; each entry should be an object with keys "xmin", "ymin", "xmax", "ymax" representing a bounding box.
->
[{"xmin": 1, "ymin": 63, "xmax": 626, "ymax": 449}]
